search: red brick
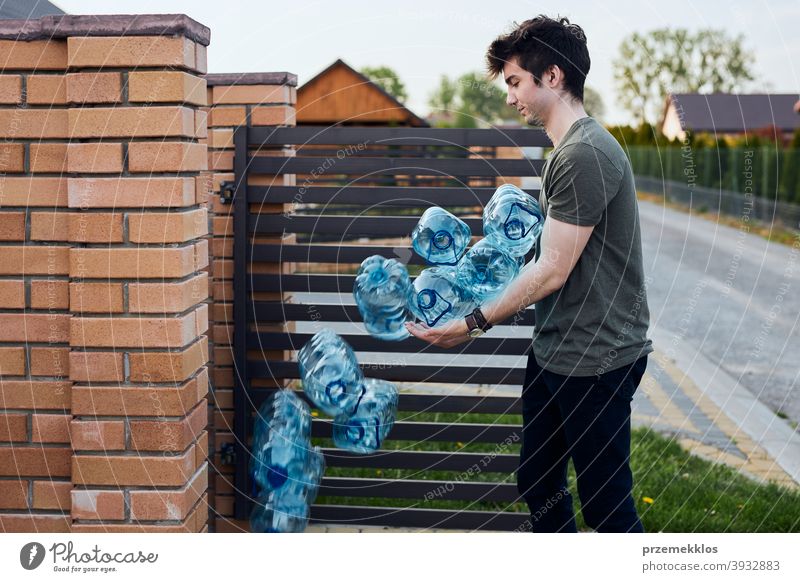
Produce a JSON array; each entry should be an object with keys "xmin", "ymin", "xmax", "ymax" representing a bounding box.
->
[
  {"xmin": 69, "ymin": 420, "xmax": 125, "ymax": 451},
  {"xmin": 68, "ymin": 351, "xmax": 123, "ymax": 382},
  {"xmin": 129, "ymin": 400, "xmax": 207, "ymax": 452},
  {"xmin": 0, "ymin": 39, "xmax": 68, "ymax": 70},
  {"xmin": 32, "ymin": 480, "xmax": 71, "ymax": 510},
  {"xmin": 70, "ymin": 489, "xmax": 125, "ymax": 520},
  {"xmin": 0, "ymin": 74, "xmax": 21, "ymax": 103},
  {"xmin": 29, "ymin": 347, "xmax": 69, "ymax": 377},
  {"xmin": 69, "ymin": 243, "xmax": 207, "ymax": 278},
  {"xmin": 0, "ymin": 480, "xmax": 27, "ymax": 509},
  {"xmin": 0, "ymin": 446, "xmax": 71, "ymax": 477},
  {"xmin": 0, "ymin": 109, "xmax": 68, "ymax": 138},
  {"xmin": 129, "ymin": 272, "xmax": 208, "ymax": 313},
  {"xmin": 68, "ymin": 177, "xmax": 195, "ymax": 208},
  {"xmin": 0, "ymin": 279, "xmax": 25, "ymax": 308},
  {"xmin": 0, "ymin": 212, "xmax": 25, "ymax": 241},
  {"xmin": 67, "ymin": 212, "xmax": 124, "ymax": 243},
  {"xmin": 129, "ymin": 336, "xmax": 208, "ymax": 383},
  {"xmin": 29, "ymin": 143, "xmax": 67, "ymax": 173},
  {"xmin": 30, "ymin": 279, "xmax": 69, "ymax": 310},
  {"xmin": 128, "ymin": 71, "xmax": 206, "ymax": 106},
  {"xmin": 0, "ymin": 514, "xmax": 70, "ymax": 532},
  {"xmin": 129, "ymin": 208, "xmax": 208, "ymax": 243},
  {"xmin": 0, "ymin": 313, "xmax": 70, "ymax": 342},
  {"xmin": 69, "ymin": 282, "xmax": 123, "ymax": 313},
  {"xmin": 0, "ymin": 143, "xmax": 24, "ymax": 172},
  {"xmin": 207, "ymin": 128, "xmax": 233, "ymax": 149},
  {"xmin": 0, "ymin": 380, "xmax": 70, "ymax": 410},
  {"xmin": 30, "ymin": 211, "xmax": 69, "ymax": 241},
  {"xmin": 26, "ymin": 74, "xmax": 67, "ymax": 105},
  {"xmin": 68, "ymin": 36, "xmax": 198, "ymax": 70},
  {"xmin": 195, "ymin": 109, "xmax": 207, "ymax": 139},
  {"xmin": 0, "ymin": 246, "xmax": 70, "ymax": 275},
  {"xmin": 128, "ymin": 141, "xmax": 207, "ymax": 173},
  {"xmin": 72, "ymin": 441, "xmax": 201, "ymax": 486},
  {"xmin": 66, "ymin": 143, "xmax": 123, "ymax": 173},
  {"xmin": 0, "ymin": 177, "xmax": 67, "ymax": 206},
  {"xmin": 31, "ymin": 414, "xmax": 70, "ymax": 443},
  {"xmin": 211, "ymin": 84, "xmax": 293, "ymax": 105},
  {"xmin": 208, "ymin": 106, "xmax": 247, "ymax": 127},
  {"xmin": 0, "ymin": 346, "xmax": 26, "ymax": 375},
  {"xmin": 68, "ymin": 106, "xmax": 196, "ymax": 139},
  {"xmin": 65, "ymin": 72, "xmax": 121, "ymax": 103},
  {"xmin": 250, "ymin": 106, "xmax": 295, "ymax": 126},
  {"xmin": 70, "ymin": 304, "xmax": 207, "ymax": 348},
  {"xmin": 129, "ymin": 465, "xmax": 207, "ymax": 520},
  {"xmin": 0, "ymin": 413, "xmax": 27, "ymax": 442},
  {"xmin": 72, "ymin": 368, "xmax": 207, "ymax": 416}
]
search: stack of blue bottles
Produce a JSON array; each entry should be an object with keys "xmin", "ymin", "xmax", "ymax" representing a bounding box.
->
[
  {"xmin": 456, "ymin": 237, "xmax": 520, "ymax": 303},
  {"xmin": 332, "ymin": 378, "xmax": 399, "ymax": 454},
  {"xmin": 353, "ymin": 255, "xmax": 413, "ymax": 341},
  {"xmin": 249, "ymin": 389, "xmax": 325, "ymax": 533},
  {"xmin": 483, "ymin": 183, "xmax": 544, "ymax": 258},
  {"xmin": 408, "ymin": 265, "xmax": 475, "ymax": 327},
  {"xmin": 411, "ymin": 207, "xmax": 471, "ymax": 266},
  {"xmin": 298, "ymin": 329, "xmax": 365, "ymax": 417}
]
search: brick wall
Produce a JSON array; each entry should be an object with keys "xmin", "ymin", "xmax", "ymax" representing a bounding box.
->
[
  {"xmin": 202, "ymin": 72, "xmax": 297, "ymax": 532},
  {"xmin": 0, "ymin": 14, "xmax": 211, "ymax": 533}
]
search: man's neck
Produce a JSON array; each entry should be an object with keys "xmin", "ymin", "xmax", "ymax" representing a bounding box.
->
[{"xmin": 544, "ymin": 101, "xmax": 589, "ymax": 148}]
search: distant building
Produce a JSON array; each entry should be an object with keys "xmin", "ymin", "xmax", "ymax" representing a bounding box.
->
[
  {"xmin": 296, "ymin": 58, "xmax": 427, "ymax": 126},
  {"xmin": 0, "ymin": 0, "xmax": 64, "ymax": 19},
  {"xmin": 661, "ymin": 93, "xmax": 800, "ymax": 143}
]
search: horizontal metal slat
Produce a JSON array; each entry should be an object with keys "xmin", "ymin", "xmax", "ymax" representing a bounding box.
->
[
  {"xmin": 318, "ymin": 476, "xmax": 520, "ymax": 502},
  {"xmin": 246, "ymin": 185, "xmax": 540, "ymax": 206},
  {"xmin": 307, "ymin": 504, "xmax": 529, "ymax": 531},
  {"xmin": 250, "ymin": 125, "xmax": 551, "ymax": 147},
  {"xmin": 250, "ymin": 360, "xmax": 526, "ymax": 385},
  {"xmin": 319, "ymin": 448, "xmax": 519, "ymax": 473},
  {"xmin": 310, "ymin": 419, "xmax": 522, "ymax": 443},
  {"xmin": 248, "ymin": 214, "xmax": 483, "ymax": 235},
  {"xmin": 249, "ymin": 243, "xmax": 428, "ymax": 265}
]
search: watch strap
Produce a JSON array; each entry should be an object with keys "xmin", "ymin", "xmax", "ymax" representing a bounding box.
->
[{"xmin": 473, "ymin": 307, "xmax": 492, "ymax": 331}]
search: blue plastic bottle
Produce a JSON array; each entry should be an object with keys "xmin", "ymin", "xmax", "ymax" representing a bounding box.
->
[
  {"xmin": 456, "ymin": 237, "xmax": 520, "ymax": 303},
  {"xmin": 332, "ymin": 378, "xmax": 399, "ymax": 454},
  {"xmin": 408, "ymin": 266, "xmax": 475, "ymax": 327},
  {"xmin": 298, "ymin": 329, "xmax": 365, "ymax": 417},
  {"xmin": 412, "ymin": 207, "xmax": 472, "ymax": 266},
  {"xmin": 353, "ymin": 255, "xmax": 413, "ymax": 341},
  {"xmin": 483, "ymin": 184, "xmax": 544, "ymax": 257},
  {"xmin": 250, "ymin": 492, "xmax": 309, "ymax": 533}
]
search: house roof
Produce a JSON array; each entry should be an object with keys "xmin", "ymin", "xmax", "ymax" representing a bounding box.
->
[
  {"xmin": 665, "ymin": 93, "xmax": 800, "ymax": 133},
  {"xmin": 0, "ymin": 0, "xmax": 64, "ymax": 19},
  {"xmin": 297, "ymin": 58, "xmax": 428, "ymax": 126}
]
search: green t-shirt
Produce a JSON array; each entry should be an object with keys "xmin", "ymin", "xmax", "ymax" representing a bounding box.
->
[{"xmin": 532, "ymin": 116, "xmax": 653, "ymax": 376}]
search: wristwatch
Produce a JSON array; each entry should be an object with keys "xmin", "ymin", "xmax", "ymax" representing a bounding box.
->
[{"xmin": 465, "ymin": 307, "xmax": 493, "ymax": 338}]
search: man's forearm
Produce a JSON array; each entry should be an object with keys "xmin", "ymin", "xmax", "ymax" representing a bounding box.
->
[{"xmin": 480, "ymin": 260, "xmax": 563, "ymax": 326}]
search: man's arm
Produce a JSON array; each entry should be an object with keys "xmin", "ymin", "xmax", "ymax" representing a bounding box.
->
[{"xmin": 405, "ymin": 215, "xmax": 594, "ymax": 348}]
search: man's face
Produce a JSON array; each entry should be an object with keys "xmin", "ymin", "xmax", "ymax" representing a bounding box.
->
[{"xmin": 502, "ymin": 56, "xmax": 552, "ymax": 127}]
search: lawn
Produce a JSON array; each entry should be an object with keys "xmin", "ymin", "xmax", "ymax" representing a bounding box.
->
[{"xmin": 313, "ymin": 412, "xmax": 800, "ymax": 532}]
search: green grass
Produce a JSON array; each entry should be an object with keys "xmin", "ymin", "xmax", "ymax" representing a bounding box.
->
[{"xmin": 313, "ymin": 412, "xmax": 800, "ymax": 532}]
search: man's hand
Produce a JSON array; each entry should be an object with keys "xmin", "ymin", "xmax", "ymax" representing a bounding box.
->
[{"xmin": 405, "ymin": 318, "xmax": 471, "ymax": 348}]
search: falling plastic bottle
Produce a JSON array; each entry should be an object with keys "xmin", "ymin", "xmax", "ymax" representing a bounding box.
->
[
  {"xmin": 298, "ymin": 329, "xmax": 366, "ymax": 417},
  {"xmin": 411, "ymin": 207, "xmax": 472, "ymax": 266},
  {"xmin": 408, "ymin": 266, "xmax": 475, "ymax": 327},
  {"xmin": 456, "ymin": 237, "xmax": 520, "ymax": 303},
  {"xmin": 332, "ymin": 378, "xmax": 399, "ymax": 454},
  {"xmin": 250, "ymin": 491, "xmax": 310, "ymax": 533},
  {"xmin": 353, "ymin": 255, "xmax": 413, "ymax": 341},
  {"xmin": 483, "ymin": 184, "xmax": 544, "ymax": 257}
]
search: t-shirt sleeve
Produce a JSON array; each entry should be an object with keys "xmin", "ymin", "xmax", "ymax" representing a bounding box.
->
[{"xmin": 545, "ymin": 143, "xmax": 624, "ymax": 226}]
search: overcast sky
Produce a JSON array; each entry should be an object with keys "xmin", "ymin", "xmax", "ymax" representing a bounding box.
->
[{"xmin": 56, "ymin": 0, "xmax": 799, "ymax": 125}]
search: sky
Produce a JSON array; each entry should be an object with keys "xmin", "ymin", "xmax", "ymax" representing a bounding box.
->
[{"xmin": 55, "ymin": 0, "xmax": 799, "ymax": 125}]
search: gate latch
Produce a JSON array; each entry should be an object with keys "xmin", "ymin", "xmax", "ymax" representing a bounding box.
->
[{"xmin": 219, "ymin": 180, "xmax": 235, "ymax": 205}]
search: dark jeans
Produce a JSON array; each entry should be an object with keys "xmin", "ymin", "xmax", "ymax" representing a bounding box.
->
[{"xmin": 517, "ymin": 349, "xmax": 648, "ymax": 533}]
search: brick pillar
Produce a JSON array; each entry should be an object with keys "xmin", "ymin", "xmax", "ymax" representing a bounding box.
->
[
  {"xmin": 0, "ymin": 31, "xmax": 72, "ymax": 533},
  {"xmin": 202, "ymin": 72, "xmax": 296, "ymax": 532},
  {"xmin": 64, "ymin": 16, "xmax": 211, "ymax": 533}
]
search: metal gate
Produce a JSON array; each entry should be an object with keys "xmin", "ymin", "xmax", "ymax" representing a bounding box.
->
[{"xmin": 230, "ymin": 124, "xmax": 550, "ymax": 530}]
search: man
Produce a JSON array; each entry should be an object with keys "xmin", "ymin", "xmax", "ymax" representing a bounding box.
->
[{"xmin": 405, "ymin": 15, "xmax": 653, "ymax": 533}]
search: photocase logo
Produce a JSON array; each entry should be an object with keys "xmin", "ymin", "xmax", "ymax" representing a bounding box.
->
[{"xmin": 20, "ymin": 542, "xmax": 46, "ymax": 570}]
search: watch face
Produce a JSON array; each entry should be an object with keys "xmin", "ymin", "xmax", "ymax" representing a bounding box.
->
[{"xmin": 468, "ymin": 328, "xmax": 484, "ymax": 338}]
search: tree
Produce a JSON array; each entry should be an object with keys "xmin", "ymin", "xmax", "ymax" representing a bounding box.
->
[
  {"xmin": 428, "ymin": 71, "xmax": 517, "ymax": 127},
  {"xmin": 583, "ymin": 86, "xmax": 605, "ymax": 122},
  {"xmin": 428, "ymin": 75, "xmax": 458, "ymax": 112},
  {"xmin": 613, "ymin": 28, "xmax": 755, "ymax": 125},
  {"xmin": 360, "ymin": 66, "xmax": 409, "ymax": 103}
]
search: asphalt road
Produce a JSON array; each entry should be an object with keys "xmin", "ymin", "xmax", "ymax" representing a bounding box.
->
[{"xmin": 638, "ymin": 199, "xmax": 800, "ymax": 424}]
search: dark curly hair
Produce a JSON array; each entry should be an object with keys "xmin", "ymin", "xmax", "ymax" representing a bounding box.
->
[{"xmin": 486, "ymin": 15, "xmax": 590, "ymax": 102}]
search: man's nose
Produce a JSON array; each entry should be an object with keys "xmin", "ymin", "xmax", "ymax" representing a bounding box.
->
[{"xmin": 506, "ymin": 93, "xmax": 516, "ymax": 107}]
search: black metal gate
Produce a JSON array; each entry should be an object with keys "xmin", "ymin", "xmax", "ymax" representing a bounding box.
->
[{"xmin": 231, "ymin": 124, "xmax": 550, "ymax": 530}]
